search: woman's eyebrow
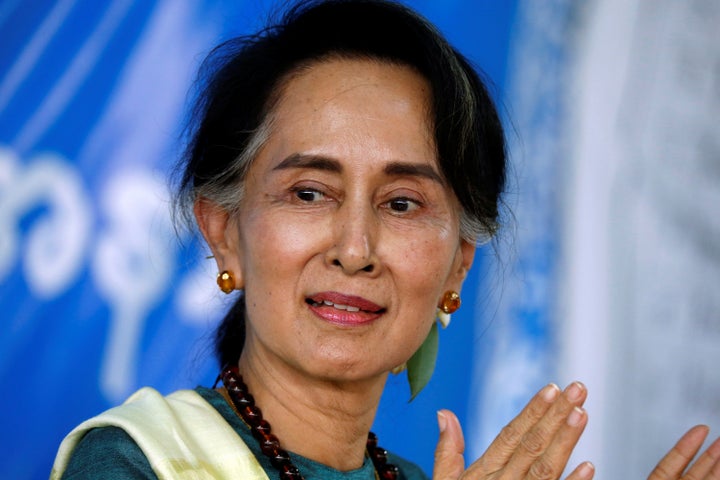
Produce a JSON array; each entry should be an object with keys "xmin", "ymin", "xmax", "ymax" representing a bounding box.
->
[
  {"xmin": 273, "ymin": 153, "xmax": 443, "ymax": 184},
  {"xmin": 273, "ymin": 153, "xmax": 342, "ymax": 172},
  {"xmin": 384, "ymin": 162, "xmax": 443, "ymax": 184}
]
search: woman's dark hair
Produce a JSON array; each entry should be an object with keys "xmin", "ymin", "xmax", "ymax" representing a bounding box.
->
[{"xmin": 175, "ymin": 0, "xmax": 507, "ymax": 368}]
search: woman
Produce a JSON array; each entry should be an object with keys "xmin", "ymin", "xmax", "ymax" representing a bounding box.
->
[{"xmin": 52, "ymin": 1, "xmax": 719, "ymax": 479}]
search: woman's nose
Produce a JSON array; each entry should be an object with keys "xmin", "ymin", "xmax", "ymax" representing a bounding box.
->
[{"xmin": 325, "ymin": 203, "xmax": 379, "ymax": 275}]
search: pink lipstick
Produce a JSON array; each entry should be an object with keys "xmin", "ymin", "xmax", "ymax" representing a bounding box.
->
[{"xmin": 306, "ymin": 292, "xmax": 384, "ymax": 326}]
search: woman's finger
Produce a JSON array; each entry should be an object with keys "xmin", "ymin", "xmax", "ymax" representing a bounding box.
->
[
  {"xmin": 433, "ymin": 409, "xmax": 466, "ymax": 480},
  {"xmin": 488, "ymin": 382, "xmax": 588, "ymax": 479},
  {"xmin": 525, "ymin": 406, "xmax": 589, "ymax": 480},
  {"xmin": 465, "ymin": 383, "xmax": 562, "ymax": 475},
  {"xmin": 564, "ymin": 461, "xmax": 595, "ymax": 480},
  {"xmin": 680, "ymin": 434, "xmax": 720, "ymax": 480},
  {"xmin": 647, "ymin": 425, "xmax": 709, "ymax": 479}
]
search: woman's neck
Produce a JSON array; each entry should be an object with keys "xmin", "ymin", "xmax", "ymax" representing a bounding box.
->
[{"xmin": 236, "ymin": 349, "xmax": 388, "ymax": 471}]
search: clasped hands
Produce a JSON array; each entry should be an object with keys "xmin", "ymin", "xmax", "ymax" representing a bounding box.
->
[{"xmin": 433, "ymin": 382, "xmax": 720, "ymax": 479}]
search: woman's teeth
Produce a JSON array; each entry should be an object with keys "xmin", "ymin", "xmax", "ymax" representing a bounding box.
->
[{"xmin": 322, "ymin": 300, "xmax": 360, "ymax": 312}]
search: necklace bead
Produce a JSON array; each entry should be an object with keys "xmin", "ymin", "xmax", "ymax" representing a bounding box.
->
[{"xmin": 219, "ymin": 366, "xmax": 398, "ymax": 480}]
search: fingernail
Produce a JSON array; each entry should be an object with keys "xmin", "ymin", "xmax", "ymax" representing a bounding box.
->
[
  {"xmin": 541, "ymin": 383, "xmax": 560, "ymax": 402},
  {"xmin": 565, "ymin": 381, "xmax": 584, "ymax": 402},
  {"xmin": 567, "ymin": 407, "xmax": 585, "ymax": 427},
  {"xmin": 437, "ymin": 411, "xmax": 448, "ymax": 433},
  {"xmin": 578, "ymin": 461, "xmax": 595, "ymax": 479}
]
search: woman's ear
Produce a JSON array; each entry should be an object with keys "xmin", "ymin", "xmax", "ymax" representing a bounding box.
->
[
  {"xmin": 194, "ymin": 197, "xmax": 243, "ymax": 288},
  {"xmin": 445, "ymin": 239, "xmax": 476, "ymax": 295},
  {"xmin": 458, "ymin": 239, "xmax": 476, "ymax": 279}
]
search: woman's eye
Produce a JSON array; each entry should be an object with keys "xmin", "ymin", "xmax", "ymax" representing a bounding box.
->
[
  {"xmin": 387, "ymin": 197, "xmax": 420, "ymax": 212},
  {"xmin": 294, "ymin": 188, "xmax": 324, "ymax": 202}
]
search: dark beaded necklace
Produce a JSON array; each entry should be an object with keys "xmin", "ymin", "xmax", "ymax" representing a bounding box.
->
[{"xmin": 218, "ymin": 366, "xmax": 399, "ymax": 480}]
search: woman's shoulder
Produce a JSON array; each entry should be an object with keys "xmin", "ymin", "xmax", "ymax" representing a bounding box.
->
[
  {"xmin": 60, "ymin": 426, "xmax": 156, "ymax": 479},
  {"xmin": 53, "ymin": 386, "xmax": 266, "ymax": 479}
]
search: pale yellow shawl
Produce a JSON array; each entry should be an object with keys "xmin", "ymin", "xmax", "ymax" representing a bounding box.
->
[{"xmin": 51, "ymin": 387, "xmax": 269, "ymax": 479}]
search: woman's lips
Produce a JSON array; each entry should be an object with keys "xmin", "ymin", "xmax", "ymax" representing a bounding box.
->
[{"xmin": 306, "ymin": 292, "xmax": 385, "ymax": 326}]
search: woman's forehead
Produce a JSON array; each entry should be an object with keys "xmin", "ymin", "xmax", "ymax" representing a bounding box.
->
[
  {"xmin": 260, "ymin": 58, "xmax": 437, "ymax": 164},
  {"xmin": 275, "ymin": 58, "xmax": 431, "ymax": 121}
]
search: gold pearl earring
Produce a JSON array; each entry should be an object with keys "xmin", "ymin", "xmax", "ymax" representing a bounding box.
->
[
  {"xmin": 217, "ymin": 271, "xmax": 235, "ymax": 294},
  {"xmin": 436, "ymin": 291, "xmax": 460, "ymax": 329}
]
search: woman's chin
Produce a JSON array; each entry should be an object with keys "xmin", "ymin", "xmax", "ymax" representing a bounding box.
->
[{"xmin": 293, "ymin": 356, "xmax": 395, "ymax": 386}]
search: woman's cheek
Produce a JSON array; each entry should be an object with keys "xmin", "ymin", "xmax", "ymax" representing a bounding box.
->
[
  {"xmin": 393, "ymin": 230, "xmax": 454, "ymax": 275},
  {"xmin": 255, "ymin": 210, "xmax": 328, "ymax": 252}
]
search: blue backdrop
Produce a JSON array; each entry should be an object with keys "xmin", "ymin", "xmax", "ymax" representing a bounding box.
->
[{"xmin": 0, "ymin": 1, "xmax": 518, "ymax": 478}]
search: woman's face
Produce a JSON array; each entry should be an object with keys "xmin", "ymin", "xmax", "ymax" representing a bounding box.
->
[{"xmin": 203, "ymin": 58, "xmax": 475, "ymax": 382}]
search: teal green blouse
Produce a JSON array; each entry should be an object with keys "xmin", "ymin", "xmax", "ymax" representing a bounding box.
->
[{"xmin": 61, "ymin": 387, "xmax": 428, "ymax": 480}]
